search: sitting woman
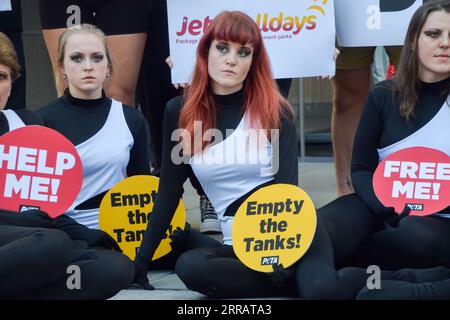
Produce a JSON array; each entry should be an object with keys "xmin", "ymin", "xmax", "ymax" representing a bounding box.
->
[
  {"xmin": 133, "ymin": 11, "xmax": 299, "ymax": 297},
  {"xmin": 38, "ymin": 24, "xmax": 151, "ymax": 230},
  {"xmin": 0, "ymin": 31, "xmax": 133, "ymax": 300},
  {"xmin": 137, "ymin": 9, "xmax": 450, "ymax": 300},
  {"xmin": 301, "ymin": 0, "xmax": 450, "ymax": 299}
]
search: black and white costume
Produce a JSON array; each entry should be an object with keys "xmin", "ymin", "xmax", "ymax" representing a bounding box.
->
[
  {"xmin": 352, "ymin": 77, "xmax": 450, "ymax": 219},
  {"xmin": 38, "ymin": 91, "xmax": 151, "ymax": 229},
  {"xmin": 297, "ymin": 77, "xmax": 450, "ymax": 299},
  {"xmin": 0, "ymin": 109, "xmax": 134, "ymax": 299},
  {"xmin": 137, "ymin": 89, "xmax": 299, "ymax": 297},
  {"xmin": 0, "ymin": 109, "xmax": 40, "ymax": 135}
]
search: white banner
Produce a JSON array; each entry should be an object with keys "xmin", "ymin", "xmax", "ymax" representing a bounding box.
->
[
  {"xmin": 335, "ymin": 0, "xmax": 424, "ymax": 47},
  {"xmin": 167, "ymin": 0, "xmax": 336, "ymax": 84},
  {"xmin": 0, "ymin": 0, "xmax": 12, "ymax": 12}
]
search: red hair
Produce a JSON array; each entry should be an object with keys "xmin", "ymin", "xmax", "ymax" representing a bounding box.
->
[{"xmin": 179, "ymin": 11, "xmax": 293, "ymax": 154}]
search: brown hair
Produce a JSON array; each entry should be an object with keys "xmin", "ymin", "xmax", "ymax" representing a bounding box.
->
[
  {"xmin": 0, "ymin": 32, "xmax": 21, "ymax": 81},
  {"xmin": 395, "ymin": 0, "xmax": 450, "ymax": 119}
]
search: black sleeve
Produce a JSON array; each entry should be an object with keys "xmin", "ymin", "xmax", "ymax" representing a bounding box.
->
[
  {"xmin": 0, "ymin": 210, "xmax": 112, "ymax": 248},
  {"xmin": 273, "ymin": 113, "xmax": 299, "ymax": 186},
  {"xmin": 0, "ymin": 209, "xmax": 56, "ymax": 228},
  {"xmin": 137, "ymin": 97, "xmax": 190, "ymax": 261},
  {"xmin": 351, "ymin": 88, "xmax": 388, "ymax": 219},
  {"xmin": 15, "ymin": 109, "xmax": 44, "ymax": 126},
  {"xmin": 52, "ymin": 214, "xmax": 92, "ymax": 239},
  {"xmin": 123, "ymin": 105, "xmax": 152, "ymax": 176},
  {"xmin": 53, "ymin": 214, "xmax": 113, "ymax": 248}
]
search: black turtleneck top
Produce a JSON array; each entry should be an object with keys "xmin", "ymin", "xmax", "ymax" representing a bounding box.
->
[
  {"xmin": 138, "ymin": 89, "xmax": 299, "ymax": 261},
  {"xmin": 352, "ymin": 77, "xmax": 450, "ymax": 218},
  {"xmin": 37, "ymin": 91, "xmax": 151, "ymax": 178},
  {"xmin": 0, "ymin": 109, "xmax": 43, "ymax": 136}
]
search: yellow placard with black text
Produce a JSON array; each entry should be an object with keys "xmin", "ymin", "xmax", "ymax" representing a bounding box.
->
[
  {"xmin": 99, "ymin": 175, "xmax": 186, "ymax": 261},
  {"xmin": 232, "ymin": 184, "xmax": 316, "ymax": 272}
]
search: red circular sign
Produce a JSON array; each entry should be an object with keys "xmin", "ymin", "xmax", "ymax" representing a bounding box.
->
[
  {"xmin": 0, "ymin": 126, "xmax": 83, "ymax": 218},
  {"xmin": 373, "ymin": 147, "xmax": 450, "ymax": 216}
]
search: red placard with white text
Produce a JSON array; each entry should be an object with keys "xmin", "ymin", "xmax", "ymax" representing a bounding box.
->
[
  {"xmin": 373, "ymin": 147, "xmax": 450, "ymax": 216},
  {"xmin": 0, "ymin": 126, "xmax": 83, "ymax": 217}
]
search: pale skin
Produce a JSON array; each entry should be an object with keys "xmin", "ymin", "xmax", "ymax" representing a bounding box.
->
[
  {"xmin": 207, "ymin": 40, "xmax": 254, "ymax": 95},
  {"xmin": 60, "ymin": 33, "xmax": 109, "ymax": 100},
  {"xmin": 0, "ymin": 64, "xmax": 12, "ymax": 110},
  {"xmin": 332, "ymin": 66, "xmax": 370, "ymax": 197},
  {"xmin": 417, "ymin": 10, "xmax": 450, "ymax": 83},
  {"xmin": 42, "ymin": 29, "xmax": 146, "ymax": 106}
]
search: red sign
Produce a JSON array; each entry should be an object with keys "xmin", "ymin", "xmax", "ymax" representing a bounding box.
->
[
  {"xmin": 373, "ymin": 147, "xmax": 450, "ymax": 216},
  {"xmin": 0, "ymin": 126, "xmax": 83, "ymax": 217}
]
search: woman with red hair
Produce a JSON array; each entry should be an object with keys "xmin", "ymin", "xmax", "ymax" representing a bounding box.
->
[
  {"xmin": 133, "ymin": 11, "xmax": 299, "ymax": 296},
  {"xmin": 133, "ymin": 9, "xmax": 450, "ymax": 299}
]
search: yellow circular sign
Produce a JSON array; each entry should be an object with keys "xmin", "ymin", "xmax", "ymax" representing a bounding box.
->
[
  {"xmin": 232, "ymin": 184, "xmax": 316, "ymax": 272},
  {"xmin": 99, "ymin": 175, "xmax": 186, "ymax": 261}
]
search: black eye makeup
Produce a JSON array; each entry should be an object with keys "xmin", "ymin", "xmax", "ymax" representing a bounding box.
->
[
  {"xmin": 69, "ymin": 52, "xmax": 105, "ymax": 63},
  {"xmin": 238, "ymin": 47, "xmax": 252, "ymax": 57},
  {"xmin": 70, "ymin": 53, "xmax": 84, "ymax": 63},
  {"xmin": 424, "ymin": 29, "xmax": 442, "ymax": 38},
  {"xmin": 91, "ymin": 53, "xmax": 104, "ymax": 63},
  {"xmin": 216, "ymin": 42, "xmax": 229, "ymax": 54},
  {"xmin": 215, "ymin": 41, "xmax": 252, "ymax": 58}
]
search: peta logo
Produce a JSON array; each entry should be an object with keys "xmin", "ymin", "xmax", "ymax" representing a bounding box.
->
[
  {"xmin": 407, "ymin": 203, "xmax": 424, "ymax": 211},
  {"xmin": 261, "ymin": 256, "xmax": 279, "ymax": 265},
  {"xmin": 19, "ymin": 205, "xmax": 40, "ymax": 212}
]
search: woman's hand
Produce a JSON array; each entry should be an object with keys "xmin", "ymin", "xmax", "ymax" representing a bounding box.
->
[
  {"xmin": 169, "ymin": 222, "xmax": 191, "ymax": 253},
  {"xmin": 165, "ymin": 56, "xmax": 188, "ymax": 89},
  {"xmin": 132, "ymin": 254, "xmax": 155, "ymax": 290},
  {"xmin": 318, "ymin": 47, "xmax": 341, "ymax": 80},
  {"xmin": 265, "ymin": 263, "xmax": 295, "ymax": 287},
  {"xmin": 384, "ymin": 204, "xmax": 411, "ymax": 228}
]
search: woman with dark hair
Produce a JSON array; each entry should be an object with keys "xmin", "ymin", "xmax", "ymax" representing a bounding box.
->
[
  {"xmin": 299, "ymin": 0, "xmax": 450, "ymax": 299},
  {"xmin": 133, "ymin": 11, "xmax": 299, "ymax": 296}
]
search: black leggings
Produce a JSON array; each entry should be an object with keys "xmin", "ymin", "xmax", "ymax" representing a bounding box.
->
[
  {"xmin": 296, "ymin": 194, "xmax": 450, "ymax": 299},
  {"xmin": 175, "ymin": 245, "xmax": 297, "ymax": 298},
  {"xmin": 0, "ymin": 225, "xmax": 134, "ymax": 299},
  {"xmin": 148, "ymin": 229, "xmax": 222, "ymax": 270},
  {"xmin": 176, "ymin": 195, "xmax": 450, "ymax": 299},
  {"xmin": 318, "ymin": 194, "xmax": 450, "ymax": 269},
  {"xmin": 174, "ymin": 216, "xmax": 401, "ymax": 299}
]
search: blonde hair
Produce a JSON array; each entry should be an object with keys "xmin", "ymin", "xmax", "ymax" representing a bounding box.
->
[
  {"xmin": 55, "ymin": 24, "xmax": 113, "ymax": 94},
  {"xmin": 0, "ymin": 32, "xmax": 21, "ymax": 81}
]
